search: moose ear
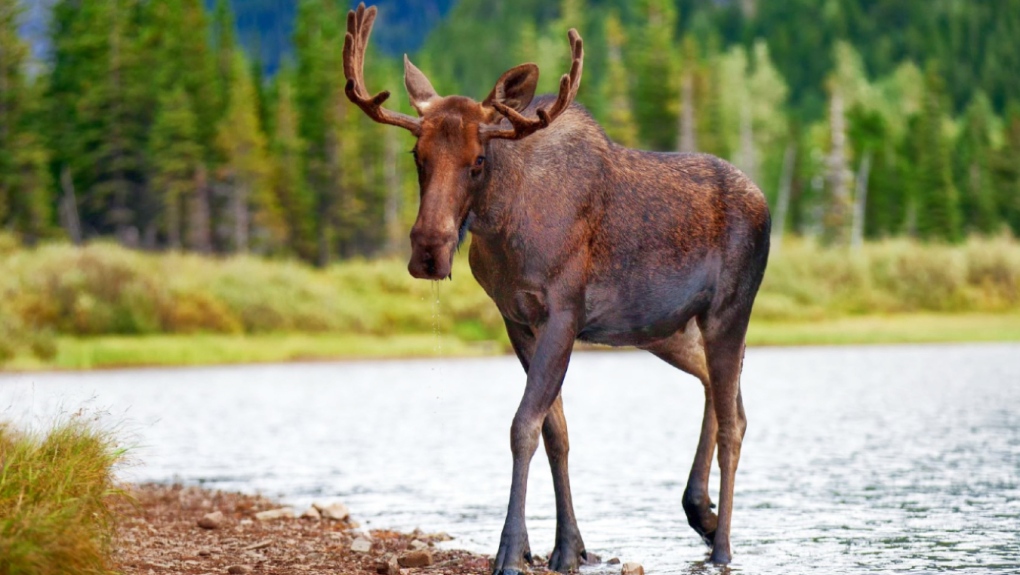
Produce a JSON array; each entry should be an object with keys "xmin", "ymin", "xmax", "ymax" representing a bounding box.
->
[
  {"xmin": 483, "ymin": 63, "xmax": 539, "ymax": 113},
  {"xmin": 404, "ymin": 55, "xmax": 438, "ymax": 116}
]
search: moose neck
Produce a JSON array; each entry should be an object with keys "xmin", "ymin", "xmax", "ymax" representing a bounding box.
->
[{"xmin": 469, "ymin": 103, "xmax": 613, "ymax": 241}]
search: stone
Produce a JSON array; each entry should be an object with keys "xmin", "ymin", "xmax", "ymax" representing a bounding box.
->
[
  {"xmin": 300, "ymin": 507, "xmax": 321, "ymax": 520},
  {"xmin": 398, "ymin": 549, "xmax": 433, "ymax": 568},
  {"xmin": 408, "ymin": 539, "xmax": 428, "ymax": 550},
  {"xmin": 254, "ymin": 508, "xmax": 295, "ymax": 521},
  {"xmin": 606, "ymin": 557, "xmax": 621, "ymax": 565},
  {"xmin": 621, "ymin": 562, "xmax": 644, "ymax": 575},
  {"xmin": 226, "ymin": 566, "xmax": 251, "ymax": 574},
  {"xmin": 351, "ymin": 537, "xmax": 373, "ymax": 553},
  {"xmin": 313, "ymin": 502, "xmax": 350, "ymax": 521},
  {"xmin": 375, "ymin": 556, "xmax": 400, "ymax": 575},
  {"xmin": 197, "ymin": 511, "xmax": 224, "ymax": 530}
]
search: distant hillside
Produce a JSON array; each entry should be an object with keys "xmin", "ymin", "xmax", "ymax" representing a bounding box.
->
[
  {"xmin": 17, "ymin": 0, "xmax": 454, "ymax": 74},
  {"xmin": 223, "ymin": 0, "xmax": 455, "ymax": 73}
]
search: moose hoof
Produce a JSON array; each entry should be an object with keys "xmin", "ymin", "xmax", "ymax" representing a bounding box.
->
[
  {"xmin": 709, "ymin": 546, "xmax": 731, "ymax": 565},
  {"xmin": 548, "ymin": 545, "xmax": 600, "ymax": 573},
  {"xmin": 682, "ymin": 490, "xmax": 718, "ymax": 547},
  {"xmin": 491, "ymin": 541, "xmax": 532, "ymax": 575}
]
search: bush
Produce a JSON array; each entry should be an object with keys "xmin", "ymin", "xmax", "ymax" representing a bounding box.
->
[
  {"xmin": 0, "ymin": 418, "xmax": 126, "ymax": 575},
  {"xmin": 1, "ymin": 236, "xmax": 1019, "ymax": 358}
]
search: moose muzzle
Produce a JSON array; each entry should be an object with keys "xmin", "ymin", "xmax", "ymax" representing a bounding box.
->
[{"xmin": 408, "ymin": 225, "xmax": 457, "ymax": 280}]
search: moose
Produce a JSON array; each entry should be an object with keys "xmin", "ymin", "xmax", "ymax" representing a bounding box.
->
[{"xmin": 343, "ymin": 4, "xmax": 770, "ymax": 572}]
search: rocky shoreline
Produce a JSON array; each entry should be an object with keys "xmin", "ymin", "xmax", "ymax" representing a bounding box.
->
[{"xmin": 113, "ymin": 484, "xmax": 492, "ymax": 575}]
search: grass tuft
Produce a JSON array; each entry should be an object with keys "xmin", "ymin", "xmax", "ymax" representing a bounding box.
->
[{"xmin": 0, "ymin": 417, "xmax": 126, "ymax": 575}]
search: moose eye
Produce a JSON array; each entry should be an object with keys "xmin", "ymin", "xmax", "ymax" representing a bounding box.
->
[{"xmin": 474, "ymin": 156, "xmax": 486, "ymax": 167}]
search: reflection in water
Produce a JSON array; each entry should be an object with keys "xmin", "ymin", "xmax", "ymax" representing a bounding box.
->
[{"xmin": 1, "ymin": 343, "xmax": 1018, "ymax": 574}]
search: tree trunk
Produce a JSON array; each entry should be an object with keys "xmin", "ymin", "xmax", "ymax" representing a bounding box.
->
[
  {"xmin": 825, "ymin": 88, "xmax": 850, "ymax": 245},
  {"xmin": 233, "ymin": 179, "xmax": 249, "ymax": 252},
  {"xmin": 384, "ymin": 128, "xmax": 403, "ymax": 255},
  {"xmin": 771, "ymin": 143, "xmax": 796, "ymax": 250},
  {"xmin": 678, "ymin": 70, "xmax": 697, "ymax": 153},
  {"xmin": 737, "ymin": 96, "xmax": 757, "ymax": 184},
  {"xmin": 188, "ymin": 165, "xmax": 212, "ymax": 253},
  {"xmin": 59, "ymin": 165, "xmax": 83, "ymax": 245},
  {"xmin": 850, "ymin": 150, "xmax": 872, "ymax": 250}
]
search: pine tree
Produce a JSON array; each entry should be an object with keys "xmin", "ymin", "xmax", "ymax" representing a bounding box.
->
[
  {"xmin": 149, "ymin": 86, "xmax": 202, "ymax": 249},
  {"xmin": 956, "ymin": 91, "xmax": 998, "ymax": 235},
  {"xmin": 48, "ymin": 0, "xmax": 148, "ymax": 243},
  {"xmin": 994, "ymin": 103, "xmax": 1020, "ymax": 236},
  {"xmin": 294, "ymin": 0, "xmax": 346, "ymax": 264},
  {"xmin": 217, "ymin": 52, "xmax": 280, "ymax": 253},
  {"xmin": 913, "ymin": 64, "xmax": 962, "ymax": 242},
  {"xmin": 599, "ymin": 12, "xmax": 637, "ymax": 147},
  {"xmin": 269, "ymin": 74, "xmax": 316, "ymax": 260},
  {"xmin": 630, "ymin": 0, "xmax": 679, "ymax": 150},
  {"xmin": 0, "ymin": 0, "xmax": 52, "ymax": 242}
]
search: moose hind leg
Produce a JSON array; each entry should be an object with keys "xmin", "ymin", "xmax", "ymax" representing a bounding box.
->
[
  {"xmin": 544, "ymin": 394, "xmax": 598, "ymax": 572},
  {"xmin": 642, "ymin": 323, "xmax": 719, "ymax": 546},
  {"xmin": 701, "ymin": 317, "xmax": 751, "ymax": 565}
]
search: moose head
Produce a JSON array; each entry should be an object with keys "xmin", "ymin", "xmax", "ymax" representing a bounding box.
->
[{"xmin": 343, "ymin": 3, "xmax": 583, "ymax": 280}]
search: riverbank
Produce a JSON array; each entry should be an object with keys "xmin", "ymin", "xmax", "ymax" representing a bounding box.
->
[
  {"xmin": 2, "ymin": 312, "xmax": 1017, "ymax": 371},
  {"xmin": 114, "ymin": 484, "xmax": 492, "ymax": 575}
]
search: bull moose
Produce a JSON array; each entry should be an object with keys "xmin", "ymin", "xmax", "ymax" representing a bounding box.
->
[{"xmin": 343, "ymin": 4, "xmax": 770, "ymax": 572}]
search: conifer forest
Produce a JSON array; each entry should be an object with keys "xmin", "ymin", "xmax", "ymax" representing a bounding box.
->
[{"xmin": 2, "ymin": 0, "xmax": 1019, "ymax": 265}]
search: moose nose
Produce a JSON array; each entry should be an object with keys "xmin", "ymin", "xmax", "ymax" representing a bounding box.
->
[{"xmin": 409, "ymin": 225, "xmax": 457, "ymax": 250}]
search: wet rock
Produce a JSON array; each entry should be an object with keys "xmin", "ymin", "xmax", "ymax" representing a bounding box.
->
[
  {"xmin": 226, "ymin": 566, "xmax": 251, "ymax": 574},
  {"xmin": 607, "ymin": 557, "xmax": 621, "ymax": 565},
  {"xmin": 197, "ymin": 511, "xmax": 224, "ymax": 530},
  {"xmin": 300, "ymin": 506, "xmax": 321, "ymax": 520},
  {"xmin": 621, "ymin": 562, "xmax": 644, "ymax": 575},
  {"xmin": 351, "ymin": 537, "xmax": 373, "ymax": 553},
  {"xmin": 313, "ymin": 501, "xmax": 350, "ymax": 520},
  {"xmin": 398, "ymin": 549, "xmax": 433, "ymax": 568},
  {"xmin": 254, "ymin": 508, "xmax": 295, "ymax": 521},
  {"xmin": 409, "ymin": 539, "xmax": 428, "ymax": 550},
  {"xmin": 375, "ymin": 555, "xmax": 400, "ymax": 575}
]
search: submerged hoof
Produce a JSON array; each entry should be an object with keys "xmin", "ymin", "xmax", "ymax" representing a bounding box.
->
[{"xmin": 548, "ymin": 546, "xmax": 600, "ymax": 573}]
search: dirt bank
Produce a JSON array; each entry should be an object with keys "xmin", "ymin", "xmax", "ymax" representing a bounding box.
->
[{"xmin": 113, "ymin": 484, "xmax": 493, "ymax": 575}]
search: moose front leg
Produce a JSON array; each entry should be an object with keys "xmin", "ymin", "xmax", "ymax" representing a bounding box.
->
[
  {"xmin": 493, "ymin": 313, "xmax": 578, "ymax": 575},
  {"xmin": 504, "ymin": 319, "xmax": 594, "ymax": 573}
]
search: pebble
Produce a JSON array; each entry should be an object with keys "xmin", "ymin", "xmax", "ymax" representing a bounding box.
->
[
  {"xmin": 375, "ymin": 556, "xmax": 400, "ymax": 575},
  {"xmin": 398, "ymin": 549, "xmax": 433, "ymax": 568},
  {"xmin": 300, "ymin": 506, "xmax": 321, "ymax": 520},
  {"xmin": 409, "ymin": 539, "xmax": 428, "ymax": 550},
  {"xmin": 226, "ymin": 566, "xmax": 251, "ymax": 574},
  {"xmin": 621, "ymin": 562, "xmax": 644, "ymax": 575},
  {"xmin": 313, "ymin": 501, "xmax": 350, "ymax": 520},
  {"xmin": 607, "ymin": 557, "xmax": 621, "ymax": 565},
  {"xmin": 197, "ymin": 511, "xmax": 224, "ymax": 530},
  {"xmin": 351, "ymin": 537, "xmax": 373, "ymax": 553},
  {"xmin": 254, "ymin": 508, "xmax": 295, "ymax": 521}
]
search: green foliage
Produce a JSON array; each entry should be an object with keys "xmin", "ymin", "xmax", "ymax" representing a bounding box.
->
[
  {"xmin": 1, "ymin": 0, "xmax": 1019, "ymax": 258},
  {"xmin": 0, "ymin": 418, "xmax": 125, "ymax": 575}
]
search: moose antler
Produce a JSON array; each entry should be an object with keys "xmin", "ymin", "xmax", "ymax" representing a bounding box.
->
[
  {"xmin": 343, "ymin": 3, "xmax": 422, "ymax": 135},
  {"xmin": 482, "ymin": 29, "xmax": 584, "ymax": 141}
]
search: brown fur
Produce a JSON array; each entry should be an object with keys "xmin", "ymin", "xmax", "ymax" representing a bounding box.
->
[{"xmin": 344, "ymin": 4, "xmax": 770, "ymax": 572}]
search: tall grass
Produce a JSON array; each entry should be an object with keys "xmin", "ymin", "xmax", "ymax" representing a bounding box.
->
[
  {"xmin": 0, "ymin": 418, "xmax": 125, "ymax": 575},
  {"xmin": 1, "ymin": 234, "xmax": 1019, "ymax": 363}
]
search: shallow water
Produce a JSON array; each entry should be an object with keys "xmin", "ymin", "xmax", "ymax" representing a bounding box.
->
[{"xmin": 1, "ymin": 343, "xmax": 1018, "ymax": 574}]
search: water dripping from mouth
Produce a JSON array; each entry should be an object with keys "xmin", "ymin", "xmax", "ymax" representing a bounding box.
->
[{"xmin": 430, "ymin": 281, "xmax": 442, "ymax": 356}]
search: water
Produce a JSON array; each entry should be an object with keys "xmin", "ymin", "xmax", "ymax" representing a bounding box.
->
[{"xmin": 1, "ymin": 344, "xmax": 1018, "ymax": 574}]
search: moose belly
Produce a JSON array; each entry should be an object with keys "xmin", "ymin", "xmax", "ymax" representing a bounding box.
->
[{"xmin": 578, "ymin": 277, "xmax": 713, "ymax": 347}]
